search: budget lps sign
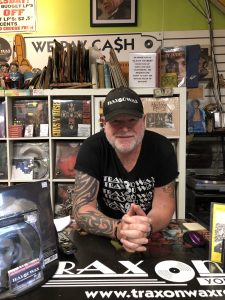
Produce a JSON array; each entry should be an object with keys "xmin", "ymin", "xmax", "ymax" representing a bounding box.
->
[{"xmin": 0, "ymin": 0, "xmax": 36, "ymax": 32}]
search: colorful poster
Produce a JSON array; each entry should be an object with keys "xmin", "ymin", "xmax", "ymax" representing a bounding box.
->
[{"xmin": 0, "ymin": 0, "xmax": 36, "ymax": 33}]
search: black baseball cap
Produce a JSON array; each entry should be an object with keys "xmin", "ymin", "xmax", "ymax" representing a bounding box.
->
[{"xmin": 103, "ymin": 87, "xmax": 144, "ymax": 121}]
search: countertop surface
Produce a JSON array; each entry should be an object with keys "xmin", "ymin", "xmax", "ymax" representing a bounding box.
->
[{"xmin": 5, "ymin": 220, "xmax": 225, "ymax": 300}]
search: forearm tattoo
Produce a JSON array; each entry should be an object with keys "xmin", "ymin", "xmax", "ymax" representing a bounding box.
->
[
  {"xmin": 73, "ymin": 171, "xmax": 114, "ymax": 237},
  {"xmin": 161, "ymin": 181, "xmax": 175, "ymax": 198}
]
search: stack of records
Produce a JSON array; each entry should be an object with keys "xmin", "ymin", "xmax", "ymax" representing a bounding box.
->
[{"xmin": 109, "ymin": 48, "xmax": 128, "ymax": 88}]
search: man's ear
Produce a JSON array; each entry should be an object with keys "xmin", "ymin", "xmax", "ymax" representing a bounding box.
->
[{"xmin": 102, "ymin": 116, "xmax": 106, "ymax": 127}]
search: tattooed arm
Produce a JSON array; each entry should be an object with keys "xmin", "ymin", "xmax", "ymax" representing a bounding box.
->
[
  {"xmin": 146, "ymin": 180, "xmax": 176, "ymax": 233},
  {"xmin": 116, "ymin": 181, "xmax": 175, "ymax": 253},
  {"xmin": 73, "ymin": 171, "xmax": 175, "ymax": 251},
  {"xmin": 72, "ymin": 170, "xmax": 119, "ymax": 239}
]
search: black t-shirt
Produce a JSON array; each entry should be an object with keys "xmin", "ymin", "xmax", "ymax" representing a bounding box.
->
[{"xmin": 75, "ymin": 130, "xmax": 178, "ymax": 219}]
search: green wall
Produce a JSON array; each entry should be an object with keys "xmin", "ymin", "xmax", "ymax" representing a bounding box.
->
[{"xmin": 35, "ymin": 0, "xmax": 225, "ymax": 36}]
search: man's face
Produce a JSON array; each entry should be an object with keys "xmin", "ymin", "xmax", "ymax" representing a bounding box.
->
[
  {"xmin": 175, "ymin": 57, "xmax": 186, "ymax": 81},
  {"xmin": 104, "ymin": 114, "xmax": 145, "ymax": 154},
  {"xmin": 101, "ymin": 0, "xmax": 122, "ymax": 14}
]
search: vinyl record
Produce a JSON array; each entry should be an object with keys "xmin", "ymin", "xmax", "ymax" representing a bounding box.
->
[{"xmin": 155, "ymin": 260, "xmax": 195, "ymax": 282}]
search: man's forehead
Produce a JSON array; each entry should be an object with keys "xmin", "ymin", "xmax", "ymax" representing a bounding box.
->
[{"xmin": 109, "ymin": 114, "xmax": 141, "ymax": 121}]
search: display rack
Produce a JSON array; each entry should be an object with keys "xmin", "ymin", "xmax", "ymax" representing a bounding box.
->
[{"xmin": 0, "ymin": 87, "xmax": 186, "ymax": 218}]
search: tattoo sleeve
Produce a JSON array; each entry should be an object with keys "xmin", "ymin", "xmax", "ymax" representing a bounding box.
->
[
  {"xmin": 73, "ymin": 171, "xmax": 116, "ymax": 238},
  {"xmin": 161, "ymin": 181, "xmax": 175, "ymax": 199}
]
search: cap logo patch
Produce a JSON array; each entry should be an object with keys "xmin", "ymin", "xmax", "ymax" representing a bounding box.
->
[{"xmin": 107, "ymin": 97, "xmax": 138, "ymax": 106}]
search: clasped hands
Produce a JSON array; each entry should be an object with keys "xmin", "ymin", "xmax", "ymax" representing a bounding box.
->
[{"xmin": 117, "ymin": 203, "xmax": 152, "ymax": 252}]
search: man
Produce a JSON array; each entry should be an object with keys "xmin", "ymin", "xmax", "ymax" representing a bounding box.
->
[
  {"xmin": 98, "ymin": 0, "xmax": 131, "ymax": 20},
  {"xmin": 73, "ymin": 87, "xmax": 178, "ymax": 252}
]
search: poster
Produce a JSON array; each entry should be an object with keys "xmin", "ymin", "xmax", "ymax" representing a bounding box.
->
[{"xmin": 0, "ymin": 0, "xmax": 36, "ymax": 33}]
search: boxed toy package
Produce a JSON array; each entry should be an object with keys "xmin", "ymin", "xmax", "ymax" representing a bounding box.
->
[{"xmin": 0, "ymin": 181, "xmax": 58, "ymax": 299}]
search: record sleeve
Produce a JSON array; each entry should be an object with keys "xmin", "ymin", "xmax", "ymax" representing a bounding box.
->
[
  {"xmin": 51, "ymin": 99, "xmax": 91, "ymax": 137},
  {"xmin": 55, "ymin": 142, "xmax": 81, "ymax": 179},
  {"xmin": 160, "ymin": 46, "xmax": 186, "ymax": 87},
  {"xmin": 141, "ymin": 97, "xmax": 180, "ymax": 137},
  {"xmin": 12, "ymin": 142, "xmax": 49, "ymax": 180},
  {"xmin": 0, "ymin": 143, "xmax": 7, "ymax": 179},
  {"xmin": 12, "ymin": 99, "xmax": 48, "ymax": 137},
  {"xmin": 187, "ymin": 98, "xmax": 206, "ymax": 134}
]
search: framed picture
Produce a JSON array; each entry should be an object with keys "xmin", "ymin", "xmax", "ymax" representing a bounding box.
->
[
  {"xmin": 90, "ymin": 0, "xmax": 137, "ymax": 27},
  {"xmin": 209, "ymin": 202, "xmax": 225, "ymax": 263}
]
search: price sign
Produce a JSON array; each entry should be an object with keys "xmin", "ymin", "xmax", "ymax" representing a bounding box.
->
[{"xmin": 0, "ymin": 0, "xmax": 36, "ymax": 33}]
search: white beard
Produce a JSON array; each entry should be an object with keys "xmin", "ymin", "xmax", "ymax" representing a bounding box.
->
[{"xmin": 106, "ymin": 130, "xmax": 144, "ymax": 154}]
